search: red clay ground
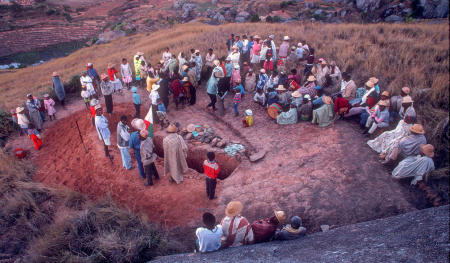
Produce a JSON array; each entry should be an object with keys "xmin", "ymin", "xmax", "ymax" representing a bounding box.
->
[{"xmin": 5, "ymin": 84, "xmax": 423, "ymax": 247}]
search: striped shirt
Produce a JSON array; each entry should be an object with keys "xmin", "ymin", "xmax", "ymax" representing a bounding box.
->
[
  {"xmin": 221, "ymin": 215, "xmax": 254, "ymax": 248},
  {"xmin": 203, "ymin": 160, "xmax": 220, "ymax": 179},
  {"xmin": 233, "ymin": 93, "xmax": 241, "ymax": 104}
]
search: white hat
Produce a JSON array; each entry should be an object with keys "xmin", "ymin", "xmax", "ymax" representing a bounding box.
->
[
  {"xmin": 87, "ymin": 62, "xmax": 93, "ymax": 67},
  {"xmin": 94, "ymin": 104, "xmax": 102, "ymax": 110},
  {"xmin": 260, "ymin": 68, "xmax": 266, "ymax": 73},
  {"xmin": 291, "ymin": 46, "xmax": 296, "ymax": 51},
  {"xmin": 152, "ymin": 84, "xmax": 160, "ymax": 91},
  {"xmin": 298, "ymin": 42, "xmax": 302, "ymax": 47},
  {"xmin": 131, "ymin": 118, "xmax": 146, "ymax": 131},
  {"xmin": 213, "ymin": 59, "xmax": 220, "ymax": 66},
  {"xmin": 245, "ymin": 109, "xmax": 252, "ymax": 116},
  {"xmin": 269, "ymin": 34, "xmax": 274, "ymax": 39},
  {"xmin": 234, "ymin": 65, "xmax": 240, "ymax": 69},
  {"xmin": 90, "ymin": 99, "xmax": 99, "ymax": 106},
  {"xmin": 283, "ymin": 36, "xmax": 290, "ymax": 41},
  {"xmin": 304, "ymin": 94, "xmax": 311, "ymax": 100},
  {"xmin": 195, "ymin": 49, "xmax": 200, "ymax": 53}
]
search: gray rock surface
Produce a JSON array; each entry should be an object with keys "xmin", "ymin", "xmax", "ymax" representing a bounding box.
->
[
  {"xmin": 153, "ymin": 206, "xmax": 449, "ymax": 263},
  {"xmin": 356, "ymin": 0, "xmax": 381, "ymax": 12},
  {"xmin": 235, "ymin": 11, "xmax": 250, "ymax": 22},
  {"xmin": 385, "ymin": 15, "xmax": 403, "ymax": 22},
  {"xmin": 95, "ymin": 30, "xmax": 126, "ymax": 45},
  {"xmin": 422, "ymin": 0, "xmax": 449, "ymax": 18}
]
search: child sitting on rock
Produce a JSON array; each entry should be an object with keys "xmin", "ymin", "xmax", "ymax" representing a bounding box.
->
[
  {"xmin": 195, "ymin": 212, "xmax": 223, "ymax": 253},
  {"xmin": 156, "ymin": 98, "xmax": 169, "ymax": 129},
  {"xmin": 242, "ymin": 109, "xmax": 254, "ymax": 127}
]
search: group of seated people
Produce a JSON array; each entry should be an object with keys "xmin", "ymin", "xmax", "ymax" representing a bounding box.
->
[{"xmin": 195, "ymin": 201, "xmax": 306, "ymax": 253}]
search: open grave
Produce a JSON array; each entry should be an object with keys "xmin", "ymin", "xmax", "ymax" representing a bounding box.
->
[{"xmin": 29, "ymin": 88, "xmax": 427, "ymax": 247}]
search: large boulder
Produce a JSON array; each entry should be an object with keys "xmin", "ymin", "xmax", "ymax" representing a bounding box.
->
[
  {"xmin": 422, "ymin": 0, "xmax": 449, "ymax": 18},
  {"xmin": 213, "ymin": 12, "xmax": 225, "ymax": 23},
  {"xmin": 95, "ymin": 30, "xmax": 126, "ymax": 45},
  {"xmin": 384, "ymin": 15, "xmax": 403, "ymax": 22},
  {"xmin": 235, "ymin": 11, "xmax": 250, "ymax": 22},
  {"xmin": 173, "ymin": 0, "xmax": 187, "ymax": 9},
  {"xmin": 355, "ymin": 0, "xmax": 381, "ymax": 12}
]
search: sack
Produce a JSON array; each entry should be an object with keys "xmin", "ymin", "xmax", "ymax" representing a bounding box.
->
[{"xmin": 251, "ymin": 220, "xmax": 277, "ymax": 243}]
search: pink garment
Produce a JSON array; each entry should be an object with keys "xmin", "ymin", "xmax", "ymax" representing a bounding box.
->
[
  {"xmin": 278, "ymin": 41, "xmax": 289, "ymax": 58},
  {"xmin": 44, "ymin": 98, "xmax": 56, "ymax": 115},
  {"xmin": 230, "ymin": 69, "xmax": 241, "ymax": 87},
  {"xmin": 251, "ymin": 42, "xmax": 261, "ymax": 56}
]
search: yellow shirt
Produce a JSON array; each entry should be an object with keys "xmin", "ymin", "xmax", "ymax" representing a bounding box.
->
[
  {"xmin": 246, "ymin": 116, "xmax": 254, "ymax": 127},
  {"xmin": 146, "ymin": 76, "xmax": 160, "ymax": 92}
]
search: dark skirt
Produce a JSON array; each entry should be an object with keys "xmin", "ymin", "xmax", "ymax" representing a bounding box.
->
[{"xmin": 104, "ymin": 94, "xmax": 113, "ymax": 113}]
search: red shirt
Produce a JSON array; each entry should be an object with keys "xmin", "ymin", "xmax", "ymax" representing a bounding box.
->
[
  {"xmin": 203, "ymin": 160, "xmax": 220, "ymax": 179},
  {"xmin": 89, "ymin": 106, "xmax": 96, "ymax": 118},
  {"xmin": 334, "ymin": 97, "xmax": 350, "ymax": 113},
  {"xmin": 107, "ymin": 68, "xmax": 118, "ymax": 80}
]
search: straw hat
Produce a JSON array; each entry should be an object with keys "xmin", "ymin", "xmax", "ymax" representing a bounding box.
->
[
  {"xmin": 245, "ymin": 109, "xmax": 253, "ymax": 116},
  {"xmin": 52, "ymin": 71, "xmax": 59, "ymax": 77},
  {"xmin": 107, "ymin": 63, "xmax": 115, "ymax": 69},
  {"xmin": 304, "ymin": 94, "xmax": 311, "ymax": 100},
  {"xmin": 101, "ymin": 73, "xmax": 108, "ymax": 80},
  {"xmin": 159, "ymin": 60, "xmax": 165, "ymax": 64},
  {"xmin": 401, "ymin": 86, "xmax": 411, "ymax": 95},
  {"xmin": 16, "ymin": 106, "xmax": 24, "ymax": 113},
  {"xmin": 187, "ymin": 124, "xmax": 196, "ymax": 133},
  {"xmin": 94, "ymin": 104, "xmax": 102, "ymax": 110},
  {"xmin": 260, "ymin": 68, "xmax": 266, "ymax": 73},
  {"xmin": 136, "ymin": 51, "xmax": 144, "ymax": 56},
  {"xmin": 410, "ymin": 124, "xmax": 425, "ymax": 134},
  {"xmin": 140, "ymin": 129, "xmax": 148, "ymax": 138},
  {"xmin": 131, "ymin": 118, "xmax": 146, "ymax": 131},
  {"xmin": 369, "ymin": 77, "xmax": 379, "ymax": 84},
  {"xmin": 402, "ymin": 95, "xmax": 413, "ymax": 103},
  {"xmin": 307, "ymin": 75, "xmax": 316, "ymax": 82},
  {"xmin": 420, "ymin": 144, "xmax": 434, "ymax": 158},
  {"xmin": 283, "ymin": 36, "xmax": 290, "ymax": 41},
  {"xmin": 378, "ymin": 100, "xmax": 388, "ymax": 106},
  {"xmin": 365, "ymin": 80, "xmax": 375, "ymax": 88},
  {"xmin": 167, "ymin": 124, "xmax": 177, "ymax": 133},
  {"xmin": 292, "ymin": 90, "xmax": 302, "ymax": 98},
  {"xmin": 225, "ymin": 201, "xmax": 243, "ymax": 217},
  {"xmin": 274, "ymin": 210, "xmax": 286, "ymax": 223},
  {"xmin": 381, "ymin": 91, "xmax": 390, "ymax": 97},
  {"xmin": 182, "ymin": 77, "xmax": 189, "ymax": 82},
  {"xmin": 213, "ymin": 59, "xmax": 220, "ymax": 66},
  {"xmin": 182, "ymin": 65, "xmax": 189, "ymax": 71},
  {"xmin": 152, "ymin": 84, "xmax": 160, "ymax": 91},
  {"xmin": 90, "ymin": 99, "xmax": 99, "ymax": 107},
  {"xmin": 322, "ymin": 96, "xmax": 332, "ymax": 105},
  {"xmin": 276, "ymin": 85, "xmax": 286, "ymax": 91}
]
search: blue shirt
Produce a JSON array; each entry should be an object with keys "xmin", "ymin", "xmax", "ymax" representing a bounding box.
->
[
  {"xmin": 225, "ymin": 63, "xmax": 233, "ymax": 77},
  {"xmin": 233, "ymin": 84, "xmax": 245, "ymax": 95},
  {"xmin": 132, "ymin": 93, "xmax": 141, "ymax": 105},
  {"xmin": 129, "ymin": 131, "xmax": 141, "ymax": 150},
  {"xmin": 235, "ymin": 40, "xmax": 243, "ymax": 53},
  {"xmin": 87, "ymin": 68, "xmax": 99, "ymax": 79},
  {"xmin": 158, "ymin": 103, "xmax": 167, "ymax": 112},
  {"xmin": 296, "ymin": 47, "xmax": 304, "ymax": 59},
  {"xmin": 312, "ymin": 95, "xmax": 325, "ymax": 106},
  {"xmin": 247, "ymin": 40, "xmax": 254, "ymax": 55}
]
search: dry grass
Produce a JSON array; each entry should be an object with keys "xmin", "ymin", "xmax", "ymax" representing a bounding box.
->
[{"xmin": 0, "ymin": 151, "xmax": 182, "ymax": 262}]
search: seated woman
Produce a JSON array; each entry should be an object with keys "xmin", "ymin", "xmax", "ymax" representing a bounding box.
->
[
  {"xmin": 334, "ymin": 93, "xmax": 350, "ymax": 119},
  {"xmin": 392, "ymin": 144, "xmax": 435, "ymax": 185},
  {"xmin": 312, "ymin": 96, "xmax": 334, "ymax": 127},
  {"xmin": 220, "ymin": 201, "xmax": 254, "ymax": 248},
  {"xmin": 363, "ymin": 100, "xmax": 390, "ymax": 136},
  {"xmin": 277, "ymin": 104, "xmax": 298, "ymax": 125},
  {"xmin": 298, "ymin": 94, "xmax": 313, "ymax": 121},
  {"xmin": 274, "ymin": 216, "xmax": 307, "ymax": 241}
]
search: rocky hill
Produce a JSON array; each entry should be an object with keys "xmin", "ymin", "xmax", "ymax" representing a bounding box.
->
[{"xmin": 0, "ymin": 0, "xmax": 448, "ymax": 64}]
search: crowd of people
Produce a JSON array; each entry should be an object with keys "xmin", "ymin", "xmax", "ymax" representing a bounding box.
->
[{"xmin": 9, "ymin": 31, "xmax": 438, "ymax": 252}]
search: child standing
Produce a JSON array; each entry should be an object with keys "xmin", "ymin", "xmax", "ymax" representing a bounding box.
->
[
  {"xmin": 203, "ymin": 152, "xmax": 220, "ymax": 200},
  {"xmin": 233, "ymin": 79, "xmax": 245, "ymax": 97},
  {"xmin": 131, "ymin": 86, "xmax": 141, "ymax": 118},
  {"xmin": 27, "ymin": 125, "xmax": 42, "ymax": 150},
  {"xmin": 43, "ymin": 94, "xmax": 56, "ymax": 121},
  {"xmin": 232, "ymin": 88, "xmax": 241, "ymax": 117},
  {"xmin": 81, "ymin": 86, "xmax": 91, "ymax": 110},
  {"xmin": 242, "ymin": 109, "xmax": 254, "ymax": 127},
  {"xmin": 16, "ymin": 107, "xmax": 29, "ymax": 136}
]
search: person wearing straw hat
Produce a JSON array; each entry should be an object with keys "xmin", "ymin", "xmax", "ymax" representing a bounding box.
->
[
  {"xmin": 274, "ymin": 215, "xmax": 307, "ymax": 241},
  {"xmin": 364, "ymin": 100, "xmax": 390, "ymax": 136},
  {"xmin": 140, "ymin": 129, "xmax": 160, "ymax": 186},
  {"xmin": 392, "ymin": 144, "xmax": 435, "ymax": 185},
  {"xmin": 390, "ymin": 86, "xmax": 411, "ymax": 123},
  {"xmin": 43, "ymin": 94, "xmax": 56, "ymax": 121},
  {"xmin": 26, "ymin": 94, "xmax": 43, "ymax": 131},
  {"xmin": 94, "ymin": 105, "xmax": 112, "ymax": 158},
  {"xmin": 163, "ymin": 124, "xmax": 188, "ymax": 184},
  {"xmin": 229, "ymin": 45, "xmax": 241, "ymax": 68},
  {"xmin": 220, "ymin": 201, "xmax": 254, "ymax": 248},
  {"xmin": 398, "ymin": 124, "xmax": 427, "ymax": 158},
  {"xmin": 399, "ymin": 95, "xmax": 416, "ymax": 123},
  {"xmin": 107, "ymin": 63, "xmax": 123, "ymax": 93},
  {"xmin": 100, "ymin": 73, "xmax": 114, "ymax": 114},
  {"xmin": 298, "ymin": 75, "xmax": 317, "ymax": 99},
  {"xmin": 361, "ymin": 80, "xmax": 378, "ymax": 107},
  {"xmin": 130, "ymin": 118, "xmax": 147, "ymax": 179},
  {"xmin": 16, "ymin": 106, "xmax": 30, "ymax": 135},
  {"xmin": 251, "ymin": 210, "xmax": 286, "ymax": 243},
  {"xmin": 181, "ymin": 76, "xmax": 193, "ymax": 103},
  {"xmin": 298, "ymin": 94, "xmax": 313, "ymax": 121},
  {"xmin": 369, "ymin": 77, "xmax": 380, "ymax": 94},
  {"xmin": 277, "ymin": 103, "xmax": 298, "ymax": 125},
  {"xmin": 290, "ymin": 90, "xmax": 303, "ymax": 107},
  {"xmin": 276, "ymin": 85, "xmax": 290, "ymax": 110},
  {"xmin": 51, "ymin": 71, "xmax": 66, "ymax": 107},
  {"xmin": 312, "ymin": 96, "xmax": 334, "ymax": 127},
  {"xmin": 195, "ymin": 212, "xmax": 223, "ymax": 253}
]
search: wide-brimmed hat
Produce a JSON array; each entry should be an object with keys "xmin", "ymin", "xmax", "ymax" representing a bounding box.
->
[
  {"xmin": 136, "ymin": 51, "xmax": 144, "ymax": 56},
  {"xmin": 225, "ymin": 201, "xmax": 243, "ymax": 217},
  {"xmin": 276, "ymin": 85, "xmax": 286, "ymax": 91},
  {"xmin": 401, "ymin": 86, "xmax": 411, "ymax": 95},
  {"xmin": 26, "ymin": 93, "xmax": 32, "ymax": 98},
  {"xmin": 16, "ymin": 106, "xmax": 24, "ymax": 113},
  {"xmin": 131, "ymin": 118, "xmax": 146, "ymax": 131},
  {"xmin": 182, "ymin": 77, "xmax": 189, "ymax": 82},
  {"xmin": 292, "ymin": 91, "xmax": 302, "ymax": 98},
  {"xmin": 410, "ymin": 124, "xmax": 425, "ymax": 134},
  {"xmin": 420, "ymin": 144, "xmax": 434, "ymax": 158},
  {"xmin": 245, "ymin": 109, "xmax": 252, "ymax": 116},
  {"xmin": 402, "ymin": 95, "xmax": 413, "ymax": 103},
  {"xmin": 152, "ymin": 84, "xmax": 160, "ymax": 91},
  {"xmin": 381, "ymin": 91, "xmax": 390, "ymax": 97},
  {"xmin": 307, "ymin": 75, "xmax": 316, "ymax": 82},
  {"xmin": 365, "ymin": 80, "xmax": 375, "ymax": 88},
  {"xmin": 187, "ymin": 124, "xmax": 196, "ymax": 133},
  {"xmin": 274, "ymin": 210, "xmax": 286, "ymax": 223},
  {"xmin": 131, "ymin": 86, "xmax": 137, "ymax": 92},
  {"xmin": 378, "ymin": 100, "xmax": 388, "ymax": 106},
  {"xmin": 107, "ymin": 63, "xmax": 115, "ymax": 69},
  {"xmin": 323, "ymin": 96, "xmax": 333, "ymax": 105},
  {"xmin": 90, "ymin": 99, "xmax": 99, "ymax": 107},
  {"xmin": 283, "ymin": 36, "xmax": 290, "ymax": 41},
  {"xmin": 52, "ymin": 71, "xmax": 59, "ymax": 77},
  {"xmin": 94, "ymin": 104, "xmax": 102, "ymax": 110},
  {"xmin": 167, "ymin": 124, "xmax": 177, "ymax": 133},
  {"xmin": 213, "ymin": 59, "xmax": 220, "ymax": 66},
  {"xmin": 101, "ymin": 73, "xmax": 108, "ymax": 80},
  {"xmin": 304, "ymin": 94, "xmax": 311, "ymax": 100},
  {"xmin": 369, "ymin": 77, "xmax": 379, "ymax": 84}
]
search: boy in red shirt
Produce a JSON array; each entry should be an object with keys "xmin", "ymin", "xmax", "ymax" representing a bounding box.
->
[{"xmin": 203, "ymin": 152, "xmax": 220, "ymax": 200}]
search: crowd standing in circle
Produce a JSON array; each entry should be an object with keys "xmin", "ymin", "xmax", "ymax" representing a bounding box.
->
[{"xmin": 10, "ymin": 32, "xmax": 437, "ymax": 252}]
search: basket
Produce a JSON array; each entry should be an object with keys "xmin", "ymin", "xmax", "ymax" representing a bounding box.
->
[{"xmin": 267, "ymin": 103, "xmax": 282, "ymax": 119}]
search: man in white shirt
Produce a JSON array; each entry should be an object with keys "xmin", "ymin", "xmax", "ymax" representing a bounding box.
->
[
  {"xmin": 195, "ymin": 212, "xmax": 223, "ymax": 253},
  {"xmin": 117, "ymin": 115, "xmax": 132, "ymax": 170}
]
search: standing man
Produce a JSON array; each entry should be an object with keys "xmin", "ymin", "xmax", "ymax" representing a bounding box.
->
[
  {"xmin": 52, "ymin": 72, "xmax": 66, "ymax": 107},
  {"xmin": 26, "ymin": 94, "xmax": 43, "ymax": 131},
  {"xmin": 205, "ymin": 48, "xmax": 216, "ymax": 80},
  {"xmin": 226, "ymin": 33, "xmax": 235, "ymax": 52},
  {"xmin": 187, "ymin": 63, "xmax": 198, "ymax": 105},
  {"xmin": 268, "ymin": 34, "xmax": 277, "ymax": 63},
  {"xmin": 117, "ymin": 115, "xmax": 132, "ymax": 170},
  {"xmin": 206, "ymin": 60, "xmax": 224, "ymax": 111},
  {"xmin": 100, "ymin": 74, "xmax": 114, "ymax": 115},
  {"xmin": 191, "ymin": 50, "xmax": 203, "ymax": 84},
  {"xmin": 163, "ymin": 124, "xmax": 188, "ymax": 184},
  {"xmin": 94, "ymin": 105, "xmax": 112, "ymax": 158},
  {"xmin": 140, "ymin": 130, "xmax": 160, "ymax": 186},
  {"xmin": 130, "ymin": 118, "xmax": 146, "ymax": 179}
]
